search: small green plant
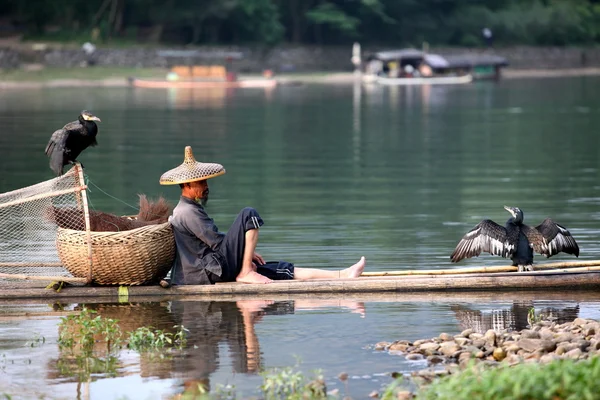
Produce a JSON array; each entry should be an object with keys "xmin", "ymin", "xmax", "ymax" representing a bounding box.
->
[
  {"xmin": 527, "ymin": 307, "xmax": 543, "ymax": 327},
  {"xmin": 414, "ymin": 356, "xmax": 600, "ymax": 400},
  {"xmin": 380, "ymin": 375, "xmax": 405, "ymax": 400},
  {"xmin": 58, "ymin": 307, "xmax": 123, "ymax": 355},
  {"xmin": 260, "ymin": 364, "xmax": 329, "ymax": 400},
  {"xmin": 127, "ymin": 325, "xmax": 188, "ymax": 352},
  {"xmin": 56, "ymin": 354, "xmax": 120, "ymax": 381}
]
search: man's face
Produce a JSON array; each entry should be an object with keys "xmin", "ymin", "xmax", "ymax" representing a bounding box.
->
[{"xmin": 190, "ymin": 180, "xmax": 209, "ymax": 206}]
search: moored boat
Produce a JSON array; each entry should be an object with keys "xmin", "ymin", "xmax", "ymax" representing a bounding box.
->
[
  {"xmin": 128, "ymin": 77, "xmax": 278, "ymax": 89},
  {"xmin": 361, "ymin": 48, "xmax": 508, "ymax": 85},
  {"xmin": 374, "ymin": 74, "xmax": 473, "ymax": 86}
]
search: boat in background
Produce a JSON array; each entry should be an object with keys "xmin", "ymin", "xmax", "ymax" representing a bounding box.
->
[
  {"xmin": 129, "ymin": 76, "xmax": 277, "ymax": 89},
  {"xmin": 128, "ymin": 50, "xmax": 278, "ymax": 89},
  {"xmin": 361, "ymin": 48, "xmax": 508, "ymax": 85}
]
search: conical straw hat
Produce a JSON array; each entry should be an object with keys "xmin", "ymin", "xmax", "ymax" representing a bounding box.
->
[{"xmin": 159, "ymin": 146, "xmax": 226, "ymax": 185}]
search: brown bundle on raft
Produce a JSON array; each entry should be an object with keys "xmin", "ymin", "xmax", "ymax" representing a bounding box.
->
[{"xmin": 47, "ymin": 194, "xmax": 172, "ymax": 232}]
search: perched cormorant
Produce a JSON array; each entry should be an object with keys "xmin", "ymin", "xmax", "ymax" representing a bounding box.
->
[
  {"xmin": 450, "ymin": 206, "xmax": 580, "ymax": 271},
  {"xmin": 45, "ymin": 110, "xmax": 101, "ymax": 176}
]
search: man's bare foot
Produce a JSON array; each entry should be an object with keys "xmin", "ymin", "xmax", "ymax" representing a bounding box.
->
[
  {"xmin": 237, "ymin": 299, "xmax": 274, "ymax": 313},
  {"xmin": 236, "ymin": 270, "xmax": 273, "ymax": 284},
  {"xmin": 340, "ymin": 256, "xmax": 366, "ymax": 278},
  {"xmin": 339, "ymin": 300, "xmax": 366, "ymax": 318}
]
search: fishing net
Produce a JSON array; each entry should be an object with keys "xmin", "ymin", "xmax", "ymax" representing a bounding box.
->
[
  {"xmin": 0, "ymin": 163, "xmax": 175, "ymax": 288},
  {"xmin": 0, "ymin": 164, "xmax": 91, "ymax": 287}
]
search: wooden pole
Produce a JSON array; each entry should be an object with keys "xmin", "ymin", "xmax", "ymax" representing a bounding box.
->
[
  {"xmin": 0, "ymin": 186, "xmax": 88, "ymax": 209},
  {"xmin": 0, "ymin": 262, "xmax": 63, "ymax": 267},
  {"xmin": 74, "ymin": 163, "xmax": 94, "ymax": 284},
  {"xmin": 0, "ymin": 272, "xmax": 87, "ymax": 282},
  {"xmin": 361, "ymin": 260, "xmax": 600, "ymax": 277}
]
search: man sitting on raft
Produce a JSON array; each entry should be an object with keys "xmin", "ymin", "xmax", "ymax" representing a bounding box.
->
[{"xmin": 160, "ymin": 146, "xmax": 366, "ymax": 285}]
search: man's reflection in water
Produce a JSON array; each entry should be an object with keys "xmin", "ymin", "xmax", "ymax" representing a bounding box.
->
[
  {"xmin": 170, "ymin": 299, "xmax": 365, "ymax": 397},
  {"xmin": 451, "ymin": 302, "xmax": 581, "ymax": 333}
]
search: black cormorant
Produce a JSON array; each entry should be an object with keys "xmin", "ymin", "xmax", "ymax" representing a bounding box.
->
[
  {"xmin": 45, "ymin": 110, "xmax": 101, "ymax": 176},
  {"xmin": 450, "ymin": 206, "xmax": 580, "ymax": 271}
]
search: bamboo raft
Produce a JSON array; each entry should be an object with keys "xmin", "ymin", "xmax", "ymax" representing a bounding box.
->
[{"xmin": 2, "ymin": 260, "xmax": 600, "ymax": 300}]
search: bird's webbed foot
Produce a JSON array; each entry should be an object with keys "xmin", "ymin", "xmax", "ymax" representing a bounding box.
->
[
  {"xmin": 517, "ymin": 265, "xmax": 534, "ymax": 272},
  {"xmin": 69, "ymin": 160, "xmax": 85, "ymax": 169}
]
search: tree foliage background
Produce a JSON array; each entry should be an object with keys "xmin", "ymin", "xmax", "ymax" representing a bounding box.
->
[{"xmin": 2, "ymin": 0, "xmax": 600, "ymax": 46}]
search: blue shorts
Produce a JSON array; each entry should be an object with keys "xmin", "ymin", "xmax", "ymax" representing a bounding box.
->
[{"xmin": 257, "ymin": 261, "xmax": 295, "ymax": 281}]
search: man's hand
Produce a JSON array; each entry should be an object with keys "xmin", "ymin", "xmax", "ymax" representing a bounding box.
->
[{"xmin": 252, "ymin": 252, "xmax": 265, "ymax": 266}]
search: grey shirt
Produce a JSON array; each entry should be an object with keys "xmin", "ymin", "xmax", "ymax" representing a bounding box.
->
[{"xmin": 169, "ymin": 196, "xmax": 226, "ymax": 285}]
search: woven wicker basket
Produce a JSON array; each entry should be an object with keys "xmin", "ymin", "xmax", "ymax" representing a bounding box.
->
[{"xmin": 56, "ymin": 222, "xmax": 175, "ymax": 285}]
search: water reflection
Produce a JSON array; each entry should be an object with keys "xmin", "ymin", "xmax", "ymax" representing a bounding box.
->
[
  {"xmin": 451, "ymin": 302, "xmax": 581, "ymax": 333},
  {"xmin": 169, "ymin": 299, "xmax": 364, "ymax": 396}
]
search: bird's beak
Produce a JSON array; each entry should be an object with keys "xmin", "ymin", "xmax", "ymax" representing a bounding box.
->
[
  {"xmin": 503, "ymin": 205, "xmax": 515, "ymax": 217},
  {"xmin": 83, "ymin": 114, "xmax": 101, "ymax": 122}
]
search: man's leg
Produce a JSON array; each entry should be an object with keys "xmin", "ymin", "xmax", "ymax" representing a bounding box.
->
[
  {"xmin": 219, "ymin": 207, "xmax": 272, "ymax": 284},
  {"xmin": 236, "ymin": 228, "xmax": 272, "ymax": 284},
  {"xmin": 293, "ymin": 257, "xmax": 366, "ymax": 280}
]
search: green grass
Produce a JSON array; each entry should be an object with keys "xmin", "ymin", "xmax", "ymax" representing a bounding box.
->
[
  {"xmin": 0, "ymin": 66, "xmax": 166, "ymax": 82},
  {"xmin": 414, "ymin": 357, "xmax": 600, "ymax": 400}
]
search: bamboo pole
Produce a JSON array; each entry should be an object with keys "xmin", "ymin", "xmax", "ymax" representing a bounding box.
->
[
  {"xmin": 360, "ymin": 260, "xmax": 600, "ymax": 277},
  {"xmin": 0, "ymin": 262, "xmax": 63, "ymax": 267},
  {"xmin": 0, "ymin": 272, "xmax": 87, "ymax": 282},
  {"xmin": 0, "ymin": 186, "xmax": 88, "ymax": 209}
]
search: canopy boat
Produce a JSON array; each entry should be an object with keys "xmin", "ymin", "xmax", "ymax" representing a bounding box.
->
[
  {"xmin": 128, "ymin": 50, "xmax": 277, "ymax": 89},
  {"xmin": 361, "ymin": 48, "xmax": 508, "ymax": 85}
]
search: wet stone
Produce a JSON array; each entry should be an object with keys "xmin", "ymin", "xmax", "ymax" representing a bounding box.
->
[
  {"xmin": 554, "ymin": 332, "xmax": 574, "ymax": 343},
  {"xmin": 374, "ymin": 342, "xmax": 390, "ymax": 351},
  {"xmin": 484, "ymin": 330, "xmax": 497, "ymax": 346},
  {"xmin": 521, "ymin": 330, "xmax": 540, "ymax": 339},
  {"xmin": 439, "ymin": 342, "xmax": 461, "ymax": 357},
  {"xmin": 577, "ymin": 340, "xmax": 591, "ymax": 351},
  {"xmin": 427, "ymin": 355, "xmax": 446, "ymax": 364},
  {"xmin": 540, "ymin": 353, "xmax": 559, "ymax": 364},
  {"xmin": 397, "ymin": 391, "xmax": 413, "ymax": 400},
  {"xmin": 460, "ymin": 329, "xmax": 474, "ymax": 338},
  {"xmin": 419, "ymin": 342, "xmax": 440, "ymax": 353},
  {"xmin": 406, "ymin": 353, "xmax": 424, "ymax": 361},
  {"xmin": 439, "ymin": 333, "xmax": 454, "ymax": 342},
  {"xmin": 565, "ymin": 348, "xmax": 583, "ymax": 359},
  {"xmin": 389, "ymin": 342, "xmax": 410, "ymax": 352},
  {"xmin": 517, "ymin": 338, "xmax": 556, "ymax": 353},
  {"xmin": 493, "ymin": 347, "xmax": 507, "ymax": 361}
]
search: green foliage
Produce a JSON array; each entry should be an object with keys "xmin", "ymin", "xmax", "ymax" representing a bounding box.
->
[
  {"xmin": 306, "ymin": 2, "xmax": 361, "ymax": 35},
  {"xmin": 58, "ymin": 308, "xmax": 123, "ymax": 356},
  {"xmin": 415, "ymin": 357, "xmax": 600, "ymax": 400},
  {"xmin": 127, "ymin": 325, "xmax": 188, "ymax": 352},
  {"xmin": 3, "ymin": 0, "xmax": 600, "ymax": 46},
  {"xmin": 260, "ymin": 364, "xmax": 329, "ymax": 400}
]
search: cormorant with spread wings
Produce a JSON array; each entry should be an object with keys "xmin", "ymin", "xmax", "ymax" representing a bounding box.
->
[
  {"xmin": 450, "ymin": 206, "xmax": 580, "ymax": 272},
  {"xmin": 45, "ymin": 110, "xmax": 101, "ymax": 176}
]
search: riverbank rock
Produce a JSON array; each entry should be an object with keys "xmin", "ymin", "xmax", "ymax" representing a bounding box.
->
[{"xmin": 376, "ymin": 317, "xmax": 600, "ymax": 387}]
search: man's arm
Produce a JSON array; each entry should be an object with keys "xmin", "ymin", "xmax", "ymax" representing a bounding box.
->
[{"xmin": 184, "ymin": 208, "xmax": 224, "ymax": 250}]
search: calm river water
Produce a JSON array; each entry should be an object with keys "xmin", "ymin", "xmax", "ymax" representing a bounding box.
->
[{"xmin": 1, "ymin": 77, "xmax": 600, "ymax": 399}]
